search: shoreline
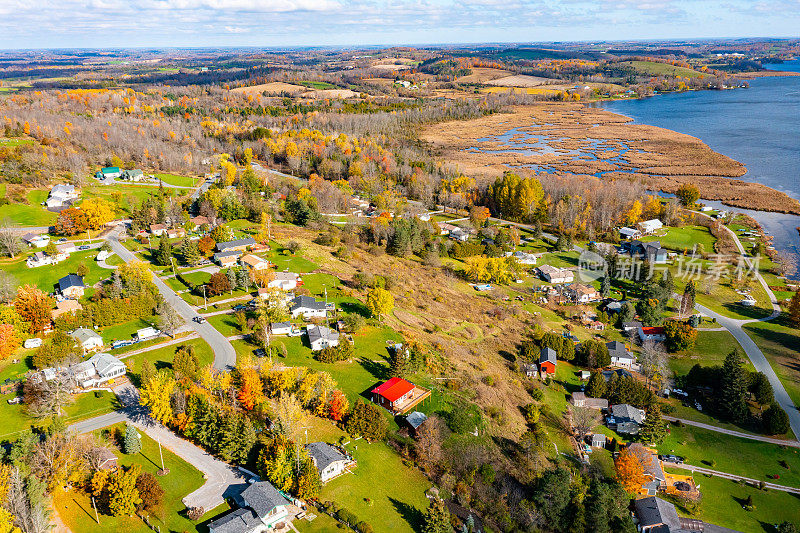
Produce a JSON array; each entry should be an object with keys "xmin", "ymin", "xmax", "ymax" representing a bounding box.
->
[{"xmin": 737, "ymin": 70, "xmax": 800, "ymax": 79}]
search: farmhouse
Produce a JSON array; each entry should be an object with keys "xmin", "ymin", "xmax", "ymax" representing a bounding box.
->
[
  {"xmin": 606, "ymin": 341, "xmax": 637, "ymax": 369},
  {"xmin": 122, "ymin": 169, "xmax": 144, "ymax": 181},
  {"xmin": 449, "ymin": 227, "xmax": 470, "ymax": 241},
  {"xmin": 536, "ymin": 265, "xmax": 574, "ymax": 284},
  {"xmin": 539, "ymin": 347, "xmax": 557, "ymax": 376},
  {"xmin": 638, "ymin": 326, "xmax": 666, "ymax": 343},
  {"xmin": 608, "ymin": 403, "xmax": 646, "ymax": 435},
  {"xmin": 639, "ymin": 219, "xmax": 664, "ymax": 235},
  {"xmin": 371, "ymin": 377, "xmax": 431, "ymax": 414},
  {"xmin": 214, "ymin": 250, "xmax": 242, "ymax": 267},
  {"xmin": 267, "ymin": 272, "xmax": 300, "ymax": 291},
  {"xmin": 290, "ymin": 295, "xmax": 328, "ymax": 319},
  {"xmin": 240, "ymin": 254, "xmax": 270, "ymax": 271},
  {"xmin": 97, "ymin": 166, "xmax": 121, "ymax": 179},
  {"xmin": 209, "ymin": 480, "xmax": 291, "ymax": 533},
  {"xmin": 58, "ymin": 274, "xmax": 85, "ymax": 299},
  {"xmin": 307, "ymin": 324, "xmax": 340, "ymax": 351},
  {"xmin": 305, "ymin": 442, "xmax": 353, "ymax": 483},
  {"xmin": 45, "ymin": 184, "xmax": 79, "ymax": 208},
  {"xmin": 269, "ymin": 322, "xmax": 292, "ymax": 336},
  {"xmin": 563, "ymin": 283, "xmax": 600, "ymax": 304},
  {"xmin": 623, "ymin": 240, "xmax": 668, "ymax": 264},
  {"xmin": 70, "ymin": 328, "xmax": 103, "ymax": 353},
  {"xmin": 216, "ymin": 237, "xmax": 256, "ymax": 252}
]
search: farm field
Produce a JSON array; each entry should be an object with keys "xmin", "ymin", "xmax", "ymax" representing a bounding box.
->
[{"xmin": 618, "ymin": 60, "xmax": 705, "ymax": 78}]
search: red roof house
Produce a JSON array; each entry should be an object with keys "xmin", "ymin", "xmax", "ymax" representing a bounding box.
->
[{"xmin": 371, "ymin": 377, "xmax": 416, "ymax": 412}]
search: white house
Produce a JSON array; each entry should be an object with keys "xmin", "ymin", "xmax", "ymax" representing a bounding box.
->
[
  {"xmin": 267, "ymin": 272, "xmax": 300, "ymax": 291},
  {"xmin": 305, "ymin": 442, "xmax": 353, "ymax": 483},
  {"xmin": 70, "ymin": 328, "xmax": 104, "ymax": 353},
  {"xmin": 269, "ymin": 322, "xmax": 293, "ymax": 336},
  {"xmin": 208, "ymin": 481, "xmax": 290, "ymax": 533},
  {"xmin": 45, "ymin": 184, "xmax": 79, "ymax": 208},
  {"xmin": 606, "ymin": 341, "xmax": 638, "ymax": 369},
  {"xmin": 71, "ymin": 352, "xmax": 126, "ymax": 388},
  {"xmin": 307, "ymin": 325, "xmax": 340, "ymax": 351},
  {"xmin": 23, "ymin": 233, "xmax": 51, "ymax": 248},
  {"xmin": 149, "ymin": 224, "xmax": 167, "ymax": 236},
  {"xmin": 511, "ymin": 251, "xmax": 537, "ymax": 265},
  {"xmin": 563, "ymin": 283, "xmax": 600, "ymax": 304},
  {"xmin": 537, "ymin": 265, "xmax": 574, "ymax": 284},
  {"xmin": 638, "ymin": 326, "xmax": 666, "ymax": 343},
  {"xmin": 290, "ymin": 295, "xmax": 328, "ymax": 319},
  {"xmin": 639, "ymin": 219, "xmax": 664, "ymax": 235},
  {"xmin": 26, "ymin": 251, "xmax": 66, "ymax": 268},
  {"xmin": 135, "ymin": 327, "xmax": 160, "ymax": 342},
  {"xmin": 449, "ymin": 227, "xmax": 469, "ymax": 242},
  {"xmin": 619, "ymin": 226, "xmax": 642, "ymax": 240}
]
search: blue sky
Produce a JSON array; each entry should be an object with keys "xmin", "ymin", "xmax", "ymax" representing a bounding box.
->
[{"xmin": 0, "ymin": 0, "xmax": 798, "ymax": 49}]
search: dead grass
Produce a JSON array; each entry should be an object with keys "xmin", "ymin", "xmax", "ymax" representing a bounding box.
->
[
  {"xmin": 420, "ymin": 103, "xmax": 800, "ymax": 214},
  {"xmin": 231, "ymin": 82, "xmax": 307, "ymax": 95},
  {"xmin": 457, "ymin": 68, "xmax": 513, "ymax": 83},
  {"xmin": 487, "ymin": 75, "xmax": 553, "ymax": 87},
  {"xmin": 303, "ymin": 89, "xmax": 361, "ymax": 99}
]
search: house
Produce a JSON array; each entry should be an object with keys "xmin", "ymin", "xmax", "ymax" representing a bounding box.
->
[
  {"xmin": 590, "ymin": 434, "xmax": 606, "ymax": 448},
  {"xmin": 601, "ymin": 368, "xmax": 632, "ymax": 383},
  {"xmin": 564, "ymin": 283, "xmax": 600, "ymax": 304},
  {"xmin": 71, "ymin": 352, "xmax": 127, "ymax": 388},
  {"xmin": 405, "ymin": 411, "xmax": 428, "ymax": 434},
  {"xmin": 267, "ymin": 272, "xmax": 300, "ymax": 291},
  {"xmin": 214, "ymin": 250, "xmax": 242, "ymax": 267},
  {"xmin": 23, "ymin": 233, "xmax": 51, "ymax": 248},
  {"xmin": 58, "ymin": 274, "xmax": 85, "ymax": 299},
  {"xmin": 537, "ymin": 265, "xmax": 574, "ymax": 284},
  {"xmin": 122, "ymin": 169, "xmax": 144, "ymax": 181},
  {"xmin": 438, "ymin": 222, "xmax": 456, "ymax": 235},
  {"xmin": 216, "ymin": 238, "xmax": 256, "ymax": 253},
  {"xmin": 240, "ymin": 254, "xmax": 270, "ymax": 272},
  {"xmin": 307, "ymin": 325, "xmax": 340, "ymax": 351},
  {"xmin": 619, "ymin": 226, "xmax": 642, "ymax": 240},
  {"xmin": 624, "ymin": 240, "xmax": 668, "ymax": 264},
  {"xmin": 606, "ymin": 341, "xmax": 637, "ymax": 369},
  {"xmin": 306, "ymin": 442, "xmax": 353, "ymax": 483},
  {"xmin": 608, "ymin": 403, "xmax": 645, "ymax": 435},
  {"xmin": 135, "ymin": 327, "xmax": 160, "ymax": 342},
  {"xmin": 57, "ymin": 242, "xmax": 76, "ymax": 255},
  {"xmin": 96, "ymin": 447, "xmax": 118, "ymax": 470},
  {"xmin": 209, "ymin": 480, "xmax": 291, "ymax": 533},
  {"xmin": 371, "ymin": 377, "xmax": 430, "ymax": 414},
  {"xmin": 188, "ymin": 215, "xmax": 211, "ymax": 231},
  {"xmin": 149, "ymin": 224, "xmax": 167, "ymax": 236},
  {"xmin": 98, "ymin": 167, "xmax": 121, "ymax": 179},
  {"xmin": 571, "ymin": 392, "xmax": 608, "ymax": 410},
  {"xmin": 449, "ymin": 227, "xmax": 469, "ymax": 241},
  {"xmin": 539, "ymin": 347, "xmax": 557, "ymax": 375},
  {"xmin": 269, "ymin": 322, "xmax": 292, "ymax": 336},
  {"xmin": 70, "ymin": 328, "xmax": 103, "ymax": 353},
  {"xmin": 52, "ymin": 299, "xmax": 83, "ymax": 319},
  {"xmin": 290, "ymin": 295, "xmax": 327, "ymax": 319},
  {"xmin": 628, "ymin": 444, "xmax": 666, "ymax": 496},
  {"xmin": 23, "ymin": 338, "xmax": 43, "ymax": 349},
  {"xmin": 638, "ymin": 326, "xmax": 666, "ymax": 343},
  {"xmin": 622, "ymin": 321, "xmax": 643, "ymax": 336},
  {"xmin": 639, "ymin": 219, "xmax": 663, "ymax": 235},
  {"xmin": 521, "ymin": 362, "xmax": 538, "ymax": 378},
  {"xmin": 166, "ymin": 228, "xmax": 186, "ymax": 239},
  {"xmin": 511, "ymin": 251, "xmax": 537, "ymax": 265},
  {"xmin": 633, "ymin": 496, "xmax": 706, "ymax": 533},
  {"xmin": 46, "ymin": 184, "xmax": 79, "ymax": 208},
  {"xmin": 26, "ymin": 251, "xmax": 65, "ymax": 268}
]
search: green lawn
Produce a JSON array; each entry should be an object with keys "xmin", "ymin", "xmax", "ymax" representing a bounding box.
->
[
  {"xmin": 0, "ymin": 249, "xmax": 111, "ymax": 292},
  {"xmin": 1, "ymin": 189, "xmax": 57, "ymax": 225},
  {"xmin": 641, "ymin": 225, "xmax": 717, "ymax": 253},
  {"xmin": 618, "ymin": 60, "xmax": 705, "ymax": 79},
  {"xmin": 206, "ymin": 313, "xmax": 243, "ymax": 337},
  {"xmin": 0, "ymin": 138, "xmax": 35, "ymax": 147},
  {"xmin": 665, "ymin": 468, "xmax": 800, "ymax": 532},
  {"xmin": 298, "ymin": 81, "xmax": 339, "ymax": 90},
  {"xmin": 123, "ymin": 338, "xmax": 215, "ymax": 382},
  {"xmin": 656, "ymin": 423, "xmax": 800, "ymax": 489},
  {"xmin": 55, "ymin": 422, "xmax": 206, "ymax": 533},
  {"xmin": 668, "ymin": 330, "xmax": 748, "ymax": 377},
  {"xmin": 744, "ymin": 318, "xmax": 800, "ymax": 409},
  {"xmin": 154, "ymin": 173, "xmax": 200, "ymax": 187}
]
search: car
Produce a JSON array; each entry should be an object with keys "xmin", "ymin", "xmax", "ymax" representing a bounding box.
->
[
  {"xmin": 7, "ymin": 397, "xmax": 22, "ymax": 405},
  {"xmin": 193, "ymin": 316, "xmax": 206, "ymax": 323},
  {"xmin": 232, "ymin": 304, "xmax": 248, "ymax": 312},
  {"xmin": 78, "ymin": 245, "xmax": 91, "ymax": 251},
  {"xmin": 56, "ymin": 238, "xmax": 67, "ymax": 243},
  {"xmin": 659, "ymin": 455, "xmax": 684, "ymax": 464},
  {"xmin": 111, "ymin": 339, "xmax": 134, "ymax": 349}
]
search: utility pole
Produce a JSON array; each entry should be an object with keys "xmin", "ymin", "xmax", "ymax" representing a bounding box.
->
[{"xmin": 203, "ymin": 285, "xmax": 207, "ymax": 310}]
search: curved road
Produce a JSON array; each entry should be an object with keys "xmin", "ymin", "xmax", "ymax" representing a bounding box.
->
[{"xmin": 105, "ymin": 225, "xmax": 237, "ymax": 371}]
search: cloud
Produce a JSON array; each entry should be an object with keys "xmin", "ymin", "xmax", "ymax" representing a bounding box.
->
[{"xmin": 223, "ymin": 25, "xmax": 250, "ymax": 33}]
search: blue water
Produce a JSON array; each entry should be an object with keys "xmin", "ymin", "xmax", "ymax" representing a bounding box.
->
[{"xmin": 601, "ymin": 60, "xmax": 800, "ymax": 264}]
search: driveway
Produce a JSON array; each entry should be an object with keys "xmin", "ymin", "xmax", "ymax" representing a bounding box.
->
[
  {"xmin": 69, "ymin": 384, "xmax": 247, "ymax": 511},
  {"xmin": 663, "ymin": 416, "xmax": 800, "ymax": 448},
  {"xmin": 105, "ymin": 225, "xmax": 237, "ymax": 370},
  {"xmin": 669, "ymin": 462, "xmax": 800, "ymax": 495}
]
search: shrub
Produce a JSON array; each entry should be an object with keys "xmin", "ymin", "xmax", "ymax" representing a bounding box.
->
[
  {"xmin": 336, "ymin": 509, "xmax": 358, "ymax": 526},
  {"xmin": 345, "ymin": 401, "xmax": 388, "ymax": 442},
  {"xmin": 356, "ymin": 522, "xmax": 374, "ymax": 533},
  {"xmin": 187, "ymin": 506, "xmax": 204, "ymax": 521},
  {"xmin": 529, "ymin": 388, "xmax": 544, "ymax": 402}
]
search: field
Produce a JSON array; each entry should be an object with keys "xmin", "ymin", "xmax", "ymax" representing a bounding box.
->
[
  {"xmin": 668, "ymin": 330, "xmax": 749, "ymax": 377},
  {"xmin": 154, "ymin": 172, "xmax": 199, "ymax": 187},
  {"xmin": 456, "ymin": 68, "xmax": 513, "ymax": 83},
  {"xmin": 231, "ymin": 82, "xmax": 307, "ymax": 95},
  {"xmin": 0, "ymin": 188, "xmax": 57, "ymax": 225},
  {"xmin": 744, "ymin": 319, "xmax": 800, "ymax": 409},
  {"xmin": 486, "ymin": 74, "xmax": 553, "ymax": 87},
  {"xmin": 54, "ymin": 423, "xmax": 207, "ymax": 533},
  {"xmin": 0, "ymin": 249, "xmax": 111, "ymax": 292},
  {"xmin": 640, "ymin": 225, "xmax": 717, "ymax": 253},
  {"xmin": 618, "ymin": 60, "xmax": 705, "ymax": 79}
]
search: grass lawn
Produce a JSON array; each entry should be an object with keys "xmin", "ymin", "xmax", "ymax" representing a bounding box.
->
[
  {"xmin": 538, "ymin": 250, "xmax": 581, "ymax": 269},
  {"xmin": 743, "ymin": 318, "xmax": 800, "ymax": 409},
  {"xmin": 265, "ymin": 248, "xmax": 319, "ymax": 273},
  {"xmin": 656, "ymin": 423, "xmax": 800, "ymax": 489},
  {"xmin": 665, "ymin": 468, "xmax": 800, "ymax": 532},
  {"xmin": 206, "ymin": 313, "xmax": 243, "ymax": 337},
  {"xmin": 619, "ymin": 60, "xmax": 705, "ymax": 78},
  {"xmin": 55, "ymin": 422, "xmax": 206, "ymax": 533},
  {"xmin": 668, "ymin": 330, "xmax": 749, "ymax": 377},
  {"xmin": 0, "ymin": 249, "xmax": 110, "ymax": 291},
  {"xmin": 99, "ymin": 317, "xmax": 157, "ymax": 345},
  {"xmin": 1, "ymin": 189, "xmax": 57, "ymax": 226},
  {"xmin": 154, "ymin": 173, "xmax": 200, "ymax": 187},
  {"xmin": 640, "ymin": 225, "xmax": 717, "ymax": 253},
  {"xmin": 80, "ymin": 185, "xmax": 178, "ymax": 216},
  {"xmin": 123, "ymin": 338, "xmax": 215, "ymax": 382}
]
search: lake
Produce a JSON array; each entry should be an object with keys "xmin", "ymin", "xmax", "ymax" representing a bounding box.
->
[{"xmin": 601, "ymin": 60, "xmax": 800, "ymax": 270}]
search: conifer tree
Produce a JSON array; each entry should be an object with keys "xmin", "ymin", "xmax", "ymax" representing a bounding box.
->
[{"xmin": 123, "ymin": 422, "xmax": 141, "ymax": 455}]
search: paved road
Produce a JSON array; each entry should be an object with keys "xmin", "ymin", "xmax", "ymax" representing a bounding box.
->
[
  {"xmin": 669, "ymin": 462, "xmax": 800, "ymax": 494},
  {"xmin": 105, "ymin": 225, "xmax": 237, "ymax": 370},
  {"xmin": 69, "ymin": 384, "xmax": 246, "ymax": 510},
  {"xmin": 663, "ymin": 416, "xmax": 800, "ymax": 448},
  {"xmin": 115, "ymin": 333, "xmax": 200, "ymax": 360}
]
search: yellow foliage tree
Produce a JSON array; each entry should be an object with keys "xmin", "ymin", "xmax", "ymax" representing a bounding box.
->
[
  {"xmin": 140, "ymin": 371, "xmax": 176, "ymax": 425},
  {"xmin": 615, "ymin": 447, "xmax": 647, "ymax": 494},
  {"xmin": 625, "ymin": 200, "xmax": 643, "ymax": 226},
  {"xmin": 81, "ymin": 197, "xmax": 116, "ymax": 230}
]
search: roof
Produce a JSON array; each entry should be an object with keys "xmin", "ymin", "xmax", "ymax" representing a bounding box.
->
[
  {"xmin": 640, "ymin": 326, "xmax": 665, "ymax": 335},
  {"xmin": 214, "ymin": 250, "xmax": 242, "ymax": 260},
  {"xmin": 307, "ymin": 325, "xmax": 339, "ymax": 344},
  {"xmin": 52, "ymin": 299, "xmax": 83, "ymax": 318},
  {"xmin": 58, "ymin": 274, "xmax": 84, "ymax": 291},
  {"xmin": 240, "ymin": 254, "xmax": 267, "ymax": 268},
  {"xmin": 567, "ymin": 283, "xmax": 598, "ymax": 297},
  {"xmin": 540, "ymin": 347, "xmax": 557, "ymax": 365},
  {"xmin": 271, "ymin": 321, "xmax": 291, "ymax": 330},
  {"xmin": 189, "ymin": 215, "xmax": 210, "ymax": 226},
  {"xmin": 207, "ymin": 508, "xmax": 262, "ymax": 533},
  {"xmin": 239, "ymin": 481, "xmax": 288, "ymax": 519},
  {"xmin": 634, "ymin": 497, "xmax": 682, "ymax": 530},
  {"xmin": 611, "ymin": 403, "xmax": 645, "ymax": 424},
  {"xmin": 537, "ymin": 264, "xmax": 561, "ymax": 275},
  {"xmin": 606, "ymin": 341, "xmax": 633, "ymax": 359},
  {"xmin": 620, "ymin": 226, "xmax": 640, "ymax": 236},
  {"xmin": 216, "ymin": 237, "xmax": 256, "ymax": 251},
  {"xmin": 50, "ymin": 184, "xmax": 75, "ymax": 196},
  {"xmin": 101, "ymin": 166, "xmax": 120, "ymax": 173},
  {"xmin": 622, "ymin": 320, "xmax": 643, "ymax": 330},
  {"xmin": 273, "ymin": 271, "xmax": 298, "ymax": 281},
  {"xmin": 372, "ymin": 377, "xmax": 415, "ymax": 403},
  {"xmin": 87, "ymin": 352, "xmax": 125, "ymax": 376},
  {"xmin": 305, "ymin": 442, "xmax": 349, "ymax": 472},
  {"xmin": 628, "ymin": 443, "xmax": 666, "ymax": 482},
  {"xmin": 291, "ymin": 295, "xmax": 326, "ymax": 311},
  {"xmin": 70, "ymin": 327, "xmax": 101, "ymax": 344},
  {"xmin": 406, "ymin": 411, "xmax": 428, "ymax": 430}
]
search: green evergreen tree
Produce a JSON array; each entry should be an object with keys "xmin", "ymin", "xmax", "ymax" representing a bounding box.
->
[
  {"xmin": 123, "ymin": 423, "xmax": 141, "ymax": 455},
  {"xmin": 155, "ymin": 236, "xmax": 172, "ymax": 266},
  {"xmin": 422, "ymin": 498, "xmax": 451, "ymax": 533},
  {"xmin": 638, "ymin": 405, "xmax": 668, "ymax": 445},
  {"xmin": 720, "ymin": 350, "xmax": 749, "ymax": 423},
  {"xmin": 601, "ymin": 276, "xmax": 610, "ymax": 298},
  {"xmin": 586, "ymin": 371, "xmax": 607, "ymax": 398},
  {"xmin": 788, "ymin": 290, "xmax": 800, "ymax": 326},
  {"xmin": 226, "ymin": 267, "xmax": 238, "ymax": 291},
  {"xmin": 181, "ymin": 237, "xmax": 201, "ymax": 266},
  {"xmin": 763, "ymin": 403, "xmax": 790, "ymax": 435}
]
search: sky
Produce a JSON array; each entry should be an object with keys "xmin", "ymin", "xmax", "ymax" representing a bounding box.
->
[{"xmin": 0, "ymin": 0, "xmax": 798, "ymax": 49}]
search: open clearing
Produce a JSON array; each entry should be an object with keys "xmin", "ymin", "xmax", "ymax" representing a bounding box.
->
[
  {"xmin": 486, "ymin": 74, "xmax": 554, "ymax": 87},
  {"xmin": 456, "ymin": 67, "xmax": 513, "ymax": 83},
  {"xmin": 231, "ymin": 82, "xmax": 307, "ymax": 95}
]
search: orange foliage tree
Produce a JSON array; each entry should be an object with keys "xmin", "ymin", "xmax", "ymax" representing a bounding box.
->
[
  {"xmin": 0, "ymin": 323, "xmax": 19, "ymax": 360},
  {"xmin": 14, "ymin": 285, "xmax": 53, "ymax": 334},
  {"xmin": 328, "ymin": 390, "xmax": 349, "ymax": 422},
  {"xmin": 615, "ymin": 447, "xmax": 647, "ymax": 494},
  {"xmin": 237, "ymin": 367, "xmax": 265, "ymax": 411}
]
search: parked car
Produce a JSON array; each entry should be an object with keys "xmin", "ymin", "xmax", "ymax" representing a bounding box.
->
[
  {"xmin": 7, "ymin": 397, "xmax": 22, "ymax": 405},
  {"xmin": 193, "ymin": 316, "xmax": 206, "ymax": 323},
  {"xmin": 56, "ymin": 238, "xmax": 67, "ymax": 244},
  {"xmin": 111, "ymin": 339, "xmax": 134, "ymax": 349},
  {"xmin": 78, "ymin": 245, "xmax": 91, "ymax": 251},
  {"xmin": 659, "ymin": 455, "xmax": 684, "ymax": 464},
  {"xmin": 232, "ymin": 304, "xmax": 248, "ymax": 312}
]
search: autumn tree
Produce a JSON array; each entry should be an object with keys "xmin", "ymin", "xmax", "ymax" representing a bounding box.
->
[
  {"xmin": 328, "ymin": 390, "xmax": 349, "ymax": 422},
  {"xmin": 237, "ymin": 367, "xmax": 265, "ymax": 410},
  {"xmin": 422, "ymin": 498, "xmax": 451, "ymax": 533},
  {"xmin": 664, "ymin": 320, "xmax": 697, "ymax": 353},
  {"xmin": 135, "ymin": 472, "xmax": 164, "ymax": 513},
  {"xmin": 108, "ymin": 465, "xmax": 142, "ymax": 517},
  {"xmin": 81, "ymin": 197, "xmax": 116, "ymax": 230},
  {"xmin": 676, "ymin": 183, "xmax": 700, "ymax": 207},
  {"xmin": 0, "ymin": 323, "xmax": 20, "ymax": 361},
  {"xmin": 198, "ymin": 235, "xmax": 216, "ymax": 257},
  {"xmin": 488, "ymin": 172, "xmax": 544, "ymax": 222},
  {"xmin": 366, "ymin": 287, "xmax": 394, "ymax": 322},
  {"xmin": 469, "ymin": 205, "xmax": 490, "ymax": 228},
  {"xmin": 0, "ymin": 219, "xmax": 24, "ymax": 258},
  {"xmin": 788, "ymin": 290, "xmax": 800, "ymax": 326},
  {"xmin": 140, "ymin": 371, "xmax": 176, "ymax": 425},
  {"xmin": 207, "ymin": 271, "xmax": 231, "ymax": 296},
  {"xmin": 14, "ymin": 285, "xmax": 53, "ymax": 334},
  {"xmin": 615, "ymin": 447, "xmax": 646, "ymax": 494}
]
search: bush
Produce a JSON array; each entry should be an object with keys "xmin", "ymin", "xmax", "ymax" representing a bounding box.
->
[
  {"xmin": 530, "ymin": 388, "xmax": 544, "ymax": 402},
  {"xmin": 763, "ymin": 403, "xmax": 790, "ymax": 435},
  {"xmin": 356, "ymin": 522, "xmax": 374, "ymax": 533},
  {"xmin": 345, "ymin": 401, "xmax": 388, "ymax": 442},
  {"xmin": 187, "ymin": 506, "xmax": 205, "ymax": 521},
  {"xmin": 336, "ymin": 508, "xmax": 358, "ymax": 526}
]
